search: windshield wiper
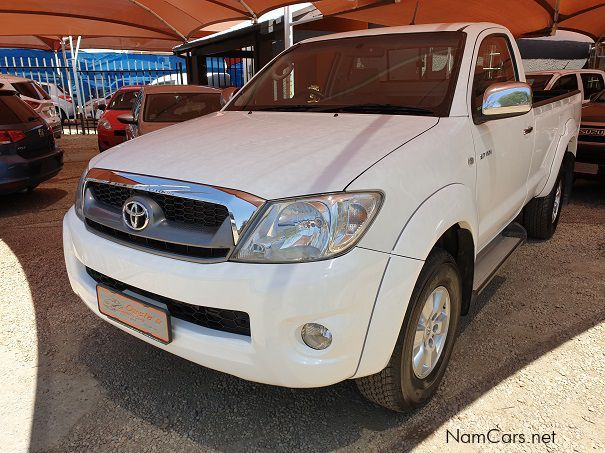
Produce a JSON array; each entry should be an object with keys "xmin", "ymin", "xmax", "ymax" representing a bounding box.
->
[{"xmin": 322, "ymin": 103, "xmax": 436, "ymax": 116}]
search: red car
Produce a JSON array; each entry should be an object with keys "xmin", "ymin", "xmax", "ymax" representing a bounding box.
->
[{"xmin": 97, "ymin": 86, "xmax": 141, "ymax": 152}]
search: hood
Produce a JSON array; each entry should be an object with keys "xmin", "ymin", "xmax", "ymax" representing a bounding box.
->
[
  {"xmin": 581, "ymin": 103, "xmax": 605, "ymax": 124},
  {"xmin": 139, "ymin": 121, "xmax": 174, "ymax": 135},
  {"xmin": 91, "ymin": 110, "xmax": 437, "ymax": 199}
]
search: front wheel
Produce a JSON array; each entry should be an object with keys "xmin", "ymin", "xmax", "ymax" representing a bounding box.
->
[
  {"xmin": 356, "ymin": 249, "xmax": 461, "ymax": 412},
  {"xmin": 523, "ymin": 169, "xmax": 565, "ymax": 240}
]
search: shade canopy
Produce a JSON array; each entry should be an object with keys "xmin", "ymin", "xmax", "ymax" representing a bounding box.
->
[
  {"xmin": 0, "ymin": 0, "xmax": 298, "ymax": 47},
  {"xmin": 0, "ymin": 21, "xmax": 244, "ymax": 52},
  {"xmin": 315, "ymin": 0, "xmax": 605, "ymax": 40}
]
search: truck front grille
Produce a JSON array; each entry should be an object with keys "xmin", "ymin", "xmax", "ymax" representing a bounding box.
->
[
  {"xmin": 89, "ymin": 181, "xmax": 230, "ymax": 228},
  {"xmin": 87, "ymin": 267, "xmax": 251, "ymax": 337},
  {"xmin": 85, "ymin": 219, "xmax": 230, "ymax": 260}
]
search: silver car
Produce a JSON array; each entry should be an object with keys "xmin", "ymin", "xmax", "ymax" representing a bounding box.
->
[{"xmin": 0, "ymin": 75, "xmax": 62, "ymax": 138}]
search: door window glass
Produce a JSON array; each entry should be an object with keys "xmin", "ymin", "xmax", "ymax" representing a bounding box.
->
[
  {"xmin": 471, "ymin": 35, "xmax": 518, "ymax": 114},
  {"xmin": 580, "ymin": 73, "xmax": 604, "ymax": 99}
]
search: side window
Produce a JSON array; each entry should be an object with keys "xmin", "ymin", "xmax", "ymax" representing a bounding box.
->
[
  {"xmin": 580, "ymin": 73, "xmax": 604, "ymax": 99},
  {"xmin": 551, "ymin": 75, "xmax": 578, "ymax": 91},
  {"xmin": 471, "ymin": 35, "xmax": 518, "ymax": 114}
]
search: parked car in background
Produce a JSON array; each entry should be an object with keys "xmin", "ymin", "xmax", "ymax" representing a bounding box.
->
[
  {"xmin": 0, "ymin": 89, "xmax": 63, "ymax": 194},
  {"xmin": 65, "ymin": 23, "xmax": 581, "ymax": 412},
  {"xmin": 526, "ymin": 69, "xmax": 605, "ymax": 103},
  {"xmin": 0, "ymin": 75, "xmax": 61, "ymax": 138},
  {"xmin": 38, "ymin": 81, "xmax": 76, "ymax": 120},
  {"xmin": 576, "ymin": 89, "xmax": 605, "ymax": 178},
  {"xmin": 97, "ymin": 86, "xmax": 141, "ymax": 152},
  {"xmin": 150, "ymin": 72, "xmax": 231, "ymax": 88},
  {"xmin": 84, "ymin": 93, "xmax": 112, "ymax": 120},
  {"xmin": 118, "ymin": 85, "xmax": 223, "ymax": 139}
]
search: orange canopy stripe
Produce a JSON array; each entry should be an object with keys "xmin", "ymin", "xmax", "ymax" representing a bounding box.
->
[{"xmin": 314, "ymin": 0, "xmax": 605, "ymax": 39}]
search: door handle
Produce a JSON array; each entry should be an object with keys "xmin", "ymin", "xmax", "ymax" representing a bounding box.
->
[{"xmin": 523, "ymin": 126, "xmax": 534, "ymax": 135}]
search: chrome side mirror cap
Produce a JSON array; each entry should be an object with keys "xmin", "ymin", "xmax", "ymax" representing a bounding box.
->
[{"xmin": 480, "ymin": 81, "xmax": 532, "ymax": 122}]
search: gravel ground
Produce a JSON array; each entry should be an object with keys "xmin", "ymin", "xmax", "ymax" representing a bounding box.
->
[{"xmin": 1, "ymin": 135, "xmax": 604, "ymax": 453}]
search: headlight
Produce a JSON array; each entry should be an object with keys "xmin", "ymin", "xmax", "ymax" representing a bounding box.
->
[
  {"xmin": 98, "ymin": 118, "xmax": 112, "ymax": 130},
  {"xmin": 231, "ymin": 192, "xmax": 383, "ymax": 263},
  {"xmin": 74, "ymin": 168, "xmax": 88, "ymax": 220}
]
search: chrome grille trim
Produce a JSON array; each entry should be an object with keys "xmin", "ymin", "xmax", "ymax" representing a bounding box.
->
[{"xmin": 81, "ymin": 168, "xmax": 265, "ymax": 262}]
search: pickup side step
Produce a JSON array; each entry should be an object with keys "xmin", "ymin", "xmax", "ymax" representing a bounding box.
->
[{"xmin": 473, "ymin": 222, "xmax": 527, "ymax": 295}]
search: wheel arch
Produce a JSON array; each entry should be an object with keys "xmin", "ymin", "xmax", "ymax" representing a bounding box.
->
[
  {"xmin": 354, "ymin": 185, "xmax": 477, "ymax": 377},
  {"xmin": 536, "ymin": 119, "xmax": 578, "ymax": 198}
]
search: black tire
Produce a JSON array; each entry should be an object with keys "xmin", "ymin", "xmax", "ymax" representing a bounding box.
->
[
  {"xmin": 355, "ymin": 248, "xmax": 462, "ymax": 412},
  {"xmin": 26, "ymin": 184, "xmax": 39, "ymax": 193},
  {"xmin": 523, "ymin": 168, "xmax": 565, "ymax": 240}
]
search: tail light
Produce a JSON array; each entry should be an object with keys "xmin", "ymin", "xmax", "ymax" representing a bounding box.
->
[
  {"xmin": 58, "ymin": 94, "xmax": 73, "ymax": 103},
  {"xmin": 0, "ymin": 130, "xmax": 26, "ymax": 144},
  {"xmin": 24, "ymin": 99, "xmax": 40, "ymax": 110}
]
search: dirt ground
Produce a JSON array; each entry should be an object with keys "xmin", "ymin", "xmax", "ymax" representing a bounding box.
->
[{"xmin": 1, "ymin": 135, "xmax": 604, "ymax": 453}]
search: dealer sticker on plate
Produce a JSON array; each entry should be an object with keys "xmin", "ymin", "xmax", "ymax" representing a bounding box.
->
[{"xmin": 97, "ymin": 285, "xmax": 172, "ymax": 344}]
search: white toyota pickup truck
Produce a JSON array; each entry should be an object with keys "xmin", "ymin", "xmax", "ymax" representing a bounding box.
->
[{"xmin": 64, "ymin": 23, "xmax": 581, "ymax": 411}]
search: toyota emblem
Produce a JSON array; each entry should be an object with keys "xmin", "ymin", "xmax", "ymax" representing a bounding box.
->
[{"xmin": 122, "ymin": 200, "xmax": 149, "ymax": 231}]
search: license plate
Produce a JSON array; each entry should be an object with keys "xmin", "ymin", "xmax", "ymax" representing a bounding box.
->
[
  {"xmin": 97, "ymin": 285, "xmax": 172, "ymax": 344},
  {"xmin": 579, "ymin": 128, "xmax": 605, "ymax": 136}
]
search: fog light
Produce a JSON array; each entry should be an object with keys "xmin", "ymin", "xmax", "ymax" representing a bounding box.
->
[{"xmin": 301, "ymin": 323, "xmax": 332, "ymax": 350}]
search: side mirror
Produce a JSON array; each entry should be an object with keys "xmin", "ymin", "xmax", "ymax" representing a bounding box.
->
[
  {"xmin": 97, "ymin": 104, "xmax": 106, "ymax": 111},
  {"xmin": 479, "ymin": 81, "xmax": 532, "ymax": 123},
  {"xmin": 117, "ymin": 113, "xmax": 136, "ymax": 125}
]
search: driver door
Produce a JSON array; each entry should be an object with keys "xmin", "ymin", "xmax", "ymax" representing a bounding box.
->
[{"xmin": 469, "ymin": 33, "xmax": 534, "ymax": 250}]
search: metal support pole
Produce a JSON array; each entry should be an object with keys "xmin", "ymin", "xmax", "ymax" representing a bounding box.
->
[
  {"xmin": 60, "ymin": 41, "xmax": 74, "ymax": 101},
  {"xmin": 284, "ymin": 6, "xmax": 293, "ymax": 50},
  {"xmin": 68, "ymin": 35, "xmax": 86, "ymax": 133}
]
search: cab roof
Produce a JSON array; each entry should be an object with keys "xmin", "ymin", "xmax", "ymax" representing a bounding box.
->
[
  {"xmin": 0, "ymin": 74, "xmax": 32, "ymax": 83},
  {"xmin": 526, "ymin": 69, "xmax": 605, "ymax": 76},
  {"xmin": 300, "ymin": 22, "xmax": 507, "ymax": 45}
]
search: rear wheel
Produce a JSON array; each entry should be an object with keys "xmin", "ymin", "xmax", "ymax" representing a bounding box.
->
[
  {"xmin": 523, "ymin": 169, "xmax": 564, "ymax": 240},
  {"xmin": 355, "ymin": 249, "xmax": 461, "ymax": 412}
]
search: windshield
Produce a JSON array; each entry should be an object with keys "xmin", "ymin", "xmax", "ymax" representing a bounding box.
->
[
  {"xmin": 0, "ymin": 94, "xmax": 38, "ymax": 125},
  {"xmin": 227, "ymin": 32, "xmax": 465, "ymax": 116},
  {"xmin": 108, "ymin": 90, "xmax": 138, "ymax": 110},
  {"xmin": 143, "ymin": 92, "xmax": 222, "ymax": 122},
  {"xmin": 526, "ymin": 74, "xmax": 552, "ymax": 91}
]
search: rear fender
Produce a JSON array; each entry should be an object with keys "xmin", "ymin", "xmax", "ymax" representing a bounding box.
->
[{"xmin": 535, "ymin": 118, "xmax": 578, "ymax": 198}]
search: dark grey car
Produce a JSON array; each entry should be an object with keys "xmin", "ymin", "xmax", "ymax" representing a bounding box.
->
[{"xmin": 0, "ymin": 89, "xmax": 63, "ymax": 194}]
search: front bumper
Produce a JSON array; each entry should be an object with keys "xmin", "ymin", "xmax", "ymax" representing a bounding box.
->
[
  {"xmin": 0, "ymin": 149, "xmax": 64, "ymax": 194},
  {"xmin": 97, "ymin": 130, "xmax": 125, "ymax": 152},
  {"xmin": 63, "ymin": 207, "xmax": 400, "ymax": 387}
]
